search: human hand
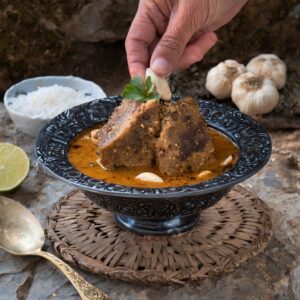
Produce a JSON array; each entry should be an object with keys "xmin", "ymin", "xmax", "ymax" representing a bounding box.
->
[{"xmin": 125, "ymin": 0, "xmax": 248, "ymax": 78}]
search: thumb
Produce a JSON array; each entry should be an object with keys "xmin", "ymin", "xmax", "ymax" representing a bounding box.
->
[{"xmin": 150, "ymin": 20, "xmax": 191, "ymax": 76}]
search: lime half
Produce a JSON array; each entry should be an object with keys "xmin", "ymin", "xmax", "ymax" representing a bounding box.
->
[{"xmin": 0, "ymin": 143, "xmax": 30, "ymax": 192}]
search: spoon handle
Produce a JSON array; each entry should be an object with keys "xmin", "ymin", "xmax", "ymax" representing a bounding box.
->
[{"xmin": 38, "ymin": 251, "xmax": 112, "ymax": 300}]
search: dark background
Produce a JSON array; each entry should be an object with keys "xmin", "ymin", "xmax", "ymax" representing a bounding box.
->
[{"xmin": 0, "ymin": 0, "xmax": 299, "ymax": 126}]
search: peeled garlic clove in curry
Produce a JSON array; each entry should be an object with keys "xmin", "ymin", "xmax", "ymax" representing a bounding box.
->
[
  {"xmin": 221, "ymin": 155, "xmax": 233, "ymax": 167},
  {"xmin": 96, "ymin": 158, "xmax": 110, "ymax": 170},
  {"xmin": 145, "ymin": 68, "xmax": 171, "ymax": 101},
  {"xmin": 136, "ymin": 172, "xmax": 164, "ymax": 183},
  {"xmin": 247, "ymin": 54, "xmax": 287, "ymax": 89},
  {"xmin": 231, "ymin": 72, "xmax": 279, "ymax": 116},
  {"xmin": 197, "ymin": 170, "xmax": 213, "ymax": 180},
  {"xmin": 90, "ymin": 129, "xmax": 99, "ymax": 145},
  {"xmin": 205, "ymin": 60, "xmax": 246, "ymax": 99}
]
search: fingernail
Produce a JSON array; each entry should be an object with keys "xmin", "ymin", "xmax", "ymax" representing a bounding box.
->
[{"xmin": 151, "ymin": 58, "xmax": 170, "ymax": 76}]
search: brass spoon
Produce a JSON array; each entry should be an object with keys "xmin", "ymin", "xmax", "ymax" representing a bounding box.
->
[{"xmin": 0, "ymin": 196, "xmax": 112, "ymax": 300}]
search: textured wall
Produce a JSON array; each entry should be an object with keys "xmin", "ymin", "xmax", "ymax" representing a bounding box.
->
[{"xmin": 0, "ymin": 0, "xmax": 299, "ymax": 122}]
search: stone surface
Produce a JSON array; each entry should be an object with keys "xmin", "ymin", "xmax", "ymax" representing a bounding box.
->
[
  {"xmin": 61, "ymin": 0, "xmax": 138, "ymax": 42},
  {"xmin": 1, "ymin": 102, "xmax": 300, "ymax": 299},
  {"xmin": 293, "ymin": 266, "xmax": 300, "ymax": 300},
  {"xmin": 0, "ymin": 1, "xmax": 131, "ymax": 97}
]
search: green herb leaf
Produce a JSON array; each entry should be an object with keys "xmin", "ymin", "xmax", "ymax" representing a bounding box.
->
[
  {"xmin": 121, "ymin": 76, "xmax": 160, "ymax": 102},
  {"xmin": 145, "ymin": 76, "xmax": 153, "ymax": 91},
  {"xmin": 129, "ymin": 76, "xmax": 145, "ymax": 94}
]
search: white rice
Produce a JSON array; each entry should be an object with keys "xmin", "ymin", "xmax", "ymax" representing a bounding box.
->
[{"xmin": 7, "ymin": 84, "xmax": 94, "ymax": 119}]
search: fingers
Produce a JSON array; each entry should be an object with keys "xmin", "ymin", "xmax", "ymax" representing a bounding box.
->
[
  {"xmin": 125, "ymin": 1, "xmax": 168, "ymax": 79},
  {"xmin": 125, "ymin": 38, "xmax": 148, "ymax": 79},
  {"xmin": 150, "ymin": 17, "xmax": 193, "ymax": 76},
  {"xmin": 126, "ymin": 0, "xmax": 246, "ymax": 78},
  {"xmin": 125, "ymin": 5, "xmax": 156, "ymax": 78},
  {"xmin": 175, "ymin": 32, "xmax": 218, "ymax": 71}
]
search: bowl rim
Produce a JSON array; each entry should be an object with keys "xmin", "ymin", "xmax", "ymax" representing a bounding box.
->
[
  {"xmin": 36, "ymin": 96, "xmax": 272, "ymax": 199},
  {"xmin": 4, "ymin": 75, "xmax": 106, "ymax": 121}
]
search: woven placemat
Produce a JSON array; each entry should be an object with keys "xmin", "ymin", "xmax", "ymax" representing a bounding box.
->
[{"xmin": 46, "ymin": 186, "xmax": 272, "ymax": 285}]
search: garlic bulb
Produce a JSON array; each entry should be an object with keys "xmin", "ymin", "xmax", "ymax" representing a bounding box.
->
[
  {"xmin": 231, "ymin": 72, "xmax": 279, "ymax": 115},
  {"xmin": 205, "ymin": 60, "xmax": 246, "ymax": 99},
  {"xmin": 145, "ymin": 68, "xmax": 171, "ymax": 101},
  {"xmin": 247, "ymin": 54, "xmax": 287, "ymax": 89},
  {"xmin": 135, "ymin": 172, "xmax": 164, "ymax": 183}
]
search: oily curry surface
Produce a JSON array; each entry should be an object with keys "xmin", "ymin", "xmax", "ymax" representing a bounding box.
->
[{"xmin": 68, "ymin": 126, "xmax": 239, "ymax": 188}]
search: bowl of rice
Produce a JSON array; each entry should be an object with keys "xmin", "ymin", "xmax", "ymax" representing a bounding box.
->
[{"xmin": 4, "ymin": 76, "xmax": 106, "ymax": 137}]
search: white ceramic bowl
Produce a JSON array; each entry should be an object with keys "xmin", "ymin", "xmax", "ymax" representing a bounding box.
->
[{"xmin": 4, "ymin": 76, "xmax": 106, "ymax": 137}]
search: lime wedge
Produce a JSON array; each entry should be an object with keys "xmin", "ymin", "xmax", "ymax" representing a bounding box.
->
[{"xmin": 0, "ymin": 143, "xmax": 30, "ymax": 192}]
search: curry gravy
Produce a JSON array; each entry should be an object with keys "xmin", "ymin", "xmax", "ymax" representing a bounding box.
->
[{"xmin": 68, "ymin": 127, "xmax": 239, "ymax": 188}]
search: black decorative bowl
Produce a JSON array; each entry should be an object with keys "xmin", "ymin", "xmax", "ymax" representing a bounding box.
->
[{"xmin": 36, "ymin": 96, "xmax": 271, "ymax": 235}]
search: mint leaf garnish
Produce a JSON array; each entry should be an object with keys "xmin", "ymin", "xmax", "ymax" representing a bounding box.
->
[{"xmin": 121, "ymin": 76, "xmax": 160, "ymax": 102}]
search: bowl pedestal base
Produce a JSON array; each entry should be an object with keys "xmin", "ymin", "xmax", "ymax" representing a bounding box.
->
[{"xmin": 114, "ymin": 213, "xmax": 200, "ymax": 235}]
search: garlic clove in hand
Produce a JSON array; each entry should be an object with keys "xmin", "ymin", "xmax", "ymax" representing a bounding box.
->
[
  {"xmin": 247, "ymin": 54, "xmax": 287, "ymax": 89},
  {"xmin": 145, "ymin": 68, "xmax": 171, "ymax": 101},
  {"xmin": 231, "ymin": 72, "xmax": 279, "ymax": 116},
  {"xmin": 205, "ymin": 60, "xmax": 246, "ymax": 99}
]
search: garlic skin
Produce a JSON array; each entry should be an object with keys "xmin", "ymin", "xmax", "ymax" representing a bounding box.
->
[
  {"xmin": 205, "ymin": 60, "xmax": 246, "ymax": 99},
  {"xmin": 135, "ymin": 172, "xmax": 164, "ymax": 183},
  {"xmin": 247, "ymin": 54, "xmax": 287, "ymax": 89},
  {"xmin": 232, "ymin": 72, "xmax": 279, "ymax": 115},
  {"xmin": 145, "ymin": 68, "xmax": 171, "ymax": 101}
]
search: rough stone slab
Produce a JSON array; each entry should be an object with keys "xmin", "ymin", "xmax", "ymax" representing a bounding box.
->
[
  {"xmin": 61, "ymin": 0, "xmax": 138, "ymax": 43},
  {"xmin": 292, "ymin": 266, "xmax": 300, "ymax": 300}
]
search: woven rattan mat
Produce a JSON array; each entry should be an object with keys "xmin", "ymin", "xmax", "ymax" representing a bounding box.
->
[{"xmin": 46, "ymin": 186, "xmax": 272, "ymax": 285}]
